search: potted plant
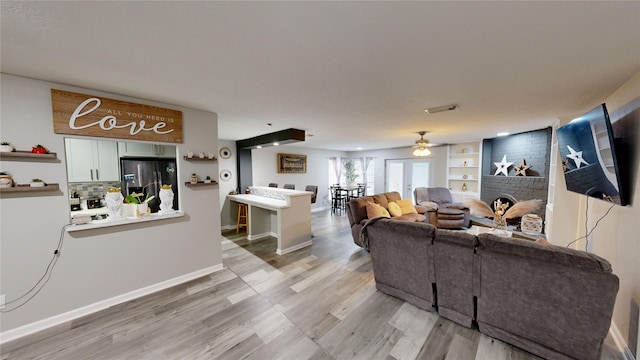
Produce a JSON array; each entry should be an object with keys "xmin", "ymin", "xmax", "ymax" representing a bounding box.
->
[
  {"xmin": 0, "ymin": 171, "xmax": 14, "ymax": 188},
  {"xmin": 204, "ymin": 175, "xmax": 212, "ymax": 184},
  {"xmin": 0, "ymin": 142, "xmax": 14, "ymax": 153},
  {"xmin": 30, "ymin": 178, "xmax": 45, "ymax": 187},
  {"xmin": 343, "ymin": 159, "xmax": 358, "ymax": 187},
  {"xmin": 31, "ymin": 144, "xmax": 48, "ymax": 154},
  {"xmin": 191, "ymin": 173, "xmax": 198, "ymax": 184},
  {"xmin": 125, "ymin": 189, "xmax": 156, "ymax": 216}
]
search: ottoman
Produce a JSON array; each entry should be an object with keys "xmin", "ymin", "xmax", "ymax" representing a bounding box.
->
[{"xmin": 436, "ymin": 207, "xmax": 466, "ymax": 229}]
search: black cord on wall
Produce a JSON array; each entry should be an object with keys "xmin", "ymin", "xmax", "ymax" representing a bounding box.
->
[
  {"xmin": 1, "ymin": 224, "xmax": 70, "ymax": 313},
  {"xmin": 566, "ymin": 198, "xmax": 616, "ymax": 251}
]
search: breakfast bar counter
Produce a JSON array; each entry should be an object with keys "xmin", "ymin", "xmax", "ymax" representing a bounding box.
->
[{"xmin": 228, "ymin": 186, "xmax": 312, "ymax": 255}]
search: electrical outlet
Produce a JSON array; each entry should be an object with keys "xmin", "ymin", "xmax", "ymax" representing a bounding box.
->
[{"xmin": 0, "ymin": 294, "xmax": 5, "ymax": 310}]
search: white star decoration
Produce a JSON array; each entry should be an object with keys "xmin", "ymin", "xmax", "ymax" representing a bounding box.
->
[
  {"xmin": 566, "ymin": 145, "xmax": 589, "ymax": 169},
  {"xmin": 493, "ymin": 155, "xmax": 513, "ymax": 176}
]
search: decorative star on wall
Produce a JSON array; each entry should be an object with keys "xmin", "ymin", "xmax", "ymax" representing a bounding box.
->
[
  {"xmin": 514, "ymin": 159, "xmax": 531, "ymax": 176},
  {"xmin": 566, "ymin": 145, "xmax": 589, "ymax": 169},
  {"xmin": 493, "ymin": 155, "xmax": 513, "ymax": 176}
]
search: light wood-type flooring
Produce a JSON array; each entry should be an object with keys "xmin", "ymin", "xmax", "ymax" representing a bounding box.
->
[{"xmin": 2, "ymin": 212, "xmax": 625, "ymax": 359}]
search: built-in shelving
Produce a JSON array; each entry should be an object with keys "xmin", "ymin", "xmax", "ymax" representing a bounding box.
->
[
  {"xmin": 0, "ymin": 150, "xmax": 58, "ymax": 160},
  {"xmin": 1, "ymin": 183, "xmax": 60, "ymax": 193},
  {"xmin": 447, "ymin": 142, "xmax": 481, "ymax": 202}
]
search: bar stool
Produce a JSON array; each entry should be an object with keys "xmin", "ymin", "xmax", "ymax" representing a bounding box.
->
[{"xmin": 237, "ymin": 204, "xmax": 248, "ymax": 233}]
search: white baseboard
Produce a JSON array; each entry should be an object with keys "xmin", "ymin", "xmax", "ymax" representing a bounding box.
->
[
  {"xmin": 277, "ymin": 240, "xmax": 312, "ymax": 255},
  {"xmin": 0, "ymin": 264, "xmax": 224, "ymax": 345},
  {"xmin": 221, "ymin": 224, "xmax": 236, "ymax": 231},
  {"xmin": 248, "ymin": 231, "xmax": 277, "ymax": 241},
  {"xmin": 610, "ymin": 321, "xmax": 635, "ymax": 360}
]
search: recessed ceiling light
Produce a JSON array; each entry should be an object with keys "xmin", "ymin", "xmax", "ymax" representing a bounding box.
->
[
  {"xmin": 356, "ymin": 147, "xmax": 363, "ymax": 150},
  {"xmin": 497, "ymin": 132, "xmax": 509, "ymax": 137},
  {"xmin": 256, "ymin": 145, "xmax": 262, "ymax": 149},
  {"xmin": 273, "ymin": 142, "xmax": 279, "ymax": 146}
]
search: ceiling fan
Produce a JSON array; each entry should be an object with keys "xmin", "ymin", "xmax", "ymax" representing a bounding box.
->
[{"xmin": 412, "ymin": 131, "xmax": 432, "ymax": 157}]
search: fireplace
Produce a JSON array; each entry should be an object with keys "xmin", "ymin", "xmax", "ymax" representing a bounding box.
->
[{"xmin": 481, "ymin": 127, "xmax": 551, "ymax": 224}]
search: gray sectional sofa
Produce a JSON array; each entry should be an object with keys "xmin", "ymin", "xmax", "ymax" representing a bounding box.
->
[
  {"xmin": 361, "ymin": 218, "xmax": 619, "ymax": 360},
  {"xmin": 346, "ymin": 191, "xmax": 434, "ymax": 247}
]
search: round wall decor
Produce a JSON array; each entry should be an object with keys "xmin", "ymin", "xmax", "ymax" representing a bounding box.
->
[
  {"xmin": 219, "ymin": 147, "xmax": 232, "ymax": 159},
  {"xmin": 220, "ymin": 170, "xmax": 232, "ymax": 181}
]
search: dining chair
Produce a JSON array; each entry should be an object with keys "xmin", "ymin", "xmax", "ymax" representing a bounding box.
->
[
  {"xmin": 305, "ymin": 185, "xmax": 318, "ymax": 204},
  {"xmin": 330, "ymin": 186, "xmax": 346, "ymax": 215},
  {"xmin": 284, "ymin": 184, "xmax": 295, "ymax": 190},
  {"xmin": 268, "ymin": 183, "xmax": 278, "ymax": 188}
]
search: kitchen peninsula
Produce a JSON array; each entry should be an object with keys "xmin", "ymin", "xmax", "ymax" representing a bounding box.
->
[{"xmin": 228, "ymin": 186, "xmax": 312, "ymax": 255}]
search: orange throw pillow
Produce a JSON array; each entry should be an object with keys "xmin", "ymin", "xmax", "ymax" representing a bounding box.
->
[
  {"xmin": 387, "ymin": 201, "xmax": 403, "ymax": 217},
  {"xmin": 397, "ymin": 199, "xmax": 417, "ymax": 214},
  {"xmin": 366, "ymin": 201, "xmax": 390, "ymax": 218}
]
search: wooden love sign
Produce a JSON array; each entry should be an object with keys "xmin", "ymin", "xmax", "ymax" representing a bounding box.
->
[{"xmin": 51, "ymin": 89, "xmax": 183, "ymax": 143}]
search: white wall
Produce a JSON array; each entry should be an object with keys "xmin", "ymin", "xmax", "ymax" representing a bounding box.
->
[
  {"xmin": 217, "ymin": 139, "xmax": 238, "ymax": 230},
  {"xmin": 0, "ymin": 74, "xmax": 222, "ymax": 335},
  {"xmin": 251, "ymin": 145, "xmax": 347, "ymax": 210},
  {"xmin": 550, "ymin": 72, "xmax": 640, "ymax": 353},
  {"xmin": 355, "ymin": 145, "xmax": 449, "ymax": 195}
]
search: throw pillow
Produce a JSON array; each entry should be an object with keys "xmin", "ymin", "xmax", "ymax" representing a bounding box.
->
[
  {"xmin": 397, "ymin": 199, "xmax": 418, "ymax": 214},
  {"xmin": 387, "ymin": 201, "xmax": 403, "ymax": 217},
  {"xmin": 366, "ymin": 201, "xmax": 390, "ymax": 218}
]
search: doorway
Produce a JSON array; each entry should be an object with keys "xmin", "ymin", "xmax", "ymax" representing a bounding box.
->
[{"xmin": 385, "ymin": 159, "xmax": 431, "ymax": 202}]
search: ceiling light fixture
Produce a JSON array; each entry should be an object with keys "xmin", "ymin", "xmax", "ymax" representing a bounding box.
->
[
  {"xmin": 412, "ymin": 131, "xmax": 431, "ymax": 157},
  {"xmin": 497, "ymin": 132, "xmax": 510, "ymax": 137},
  {"xmin": 424, "ymin": 104, "xmax": 458, "ymax": 114}
]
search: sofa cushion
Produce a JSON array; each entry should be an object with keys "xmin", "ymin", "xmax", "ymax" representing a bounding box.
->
[
  {"xmin": 348, "ymin": 196, "xmax": 375, "ymax": 225},
  {"xmin": 366, "ymin": 219, "xmax": 437, "ymax": 311},
  {"xmin": 445, "ymin": 203, "xmax": 466, "ymax": 210},
  {"xmin": 372, "ymin": 194, "xmax": 389, "ymax": 209},
  {"xmin": 397, "ymin": 199, "xmax": 418, "ymax": 214},
  {"xmin": 366, "ymin": 201, "xmax": 390, "ymax": 218},
  {"xmin": 391, "ymin": 213, "xmax": 426, "ymax": 222},
  {"xmin": 388, "ymin": 201, "xmax": 403, "ymax": 217},
  {"xmin": 385, "ymin": 192, "xmax": 402, "ymax": 203},
  {"xmin": 426, "ymin": 187, "xmax": 453, "ymax": 205},
  {"xmin": 477, "ymin": 233, "xmax": 613, "ymax": 272},
  {"xmin": 475, "ymin": 232, "xmax": 619, "ymax": 360}
]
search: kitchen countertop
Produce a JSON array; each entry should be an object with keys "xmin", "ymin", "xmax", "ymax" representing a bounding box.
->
[{"xmin": 71, "ymin": 207, "xmax": 109, "ymax": 217}]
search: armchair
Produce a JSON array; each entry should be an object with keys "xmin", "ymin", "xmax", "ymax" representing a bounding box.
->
[{"xmin": 414, "ymin": 187, "xmax": 470, "ymax": 229}]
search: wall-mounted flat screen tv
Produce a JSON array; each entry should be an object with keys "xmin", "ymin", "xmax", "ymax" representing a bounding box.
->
[{"xmin": 557, "ymin": 103, "xmax": 627, "ymax": 206}]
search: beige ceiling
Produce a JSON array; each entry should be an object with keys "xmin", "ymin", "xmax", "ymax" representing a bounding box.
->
[{"xmin": 1, "ymin": 1, "xmax": 639, "ymax": 151}]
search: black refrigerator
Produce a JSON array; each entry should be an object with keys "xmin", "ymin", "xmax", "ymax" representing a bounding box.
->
[{"xmin": 120, "ymin": 157, "xmax": 178, "ymax": 213}]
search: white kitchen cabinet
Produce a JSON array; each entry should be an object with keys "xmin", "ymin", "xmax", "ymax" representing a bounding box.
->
[
  {"xmin": 65, "ymin": 139, "xmax": 120, "ymax": 182},
  {"xmin": 118, "ymin": 142, "xmax": 174, "ymax": 158}
]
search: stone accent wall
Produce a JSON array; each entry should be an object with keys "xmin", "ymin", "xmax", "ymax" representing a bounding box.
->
[{"xmin": 481, "ymin": 127, "xmax": 552, "ymax": 222}]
